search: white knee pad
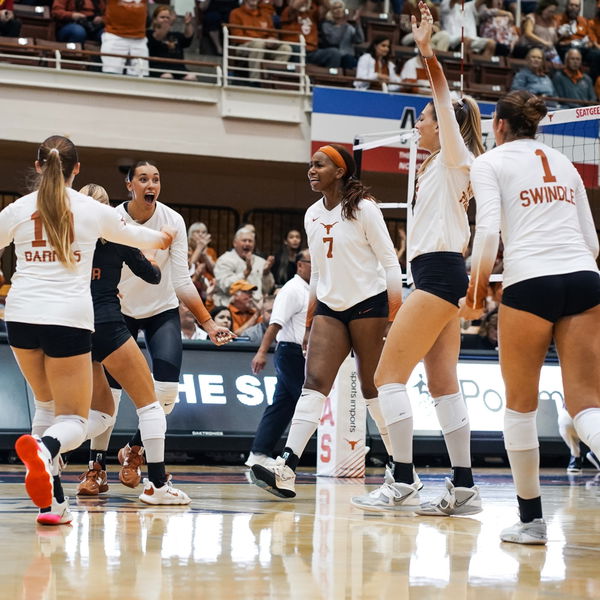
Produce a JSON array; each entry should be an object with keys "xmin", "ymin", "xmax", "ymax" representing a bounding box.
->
[
  {"xmin": 32, "ymin": 399, "xmax": 55, "ymax": 437},
  {"xmin": 154, "ymin": 381, "xmax": 179, "ymax": 415},
  {"xmin": 137, "ymin": 401, "xmax": 166, "ymax": 440},
  {"xmin": 378, "ymin": 383, "xmax": 412, "ymax": 426},
  {"xmin": 48, "ymin": 414, "xmax": 88, "ymax": 454},
  {"xmin": 434, "ymin": 392, "xmax": 469, "ymax": 435},
  {"xmin": 86, "ymin": 409, "xmax": 115, "ymax": 441},
  {"xmin": 504, "ymin": 408, "xmax": 539, "ymax": 451},
  {"xmin": 293, "ymin": 388, "xmax": 326, "ymax": 425},
  {"xmin": 557, "ymin": 408, "xmax": 580, "ymax": 455},
  {"xmin": 573, "ymin": 408, "xmax": 600, "ymax": 453}
]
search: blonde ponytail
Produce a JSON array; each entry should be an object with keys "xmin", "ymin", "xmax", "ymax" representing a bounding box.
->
[{"xmin": 36, "ymin": 136, "xmax": 79, "ymax": 268}]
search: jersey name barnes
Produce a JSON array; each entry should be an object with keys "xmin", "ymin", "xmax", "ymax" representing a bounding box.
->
[
  {"xmin": 24, "ymin": 248, "xmax": 82, "ymax": 263},
  {"xmin": 520, "ymin": 184, "xmax": 576, "ymax": 208}
]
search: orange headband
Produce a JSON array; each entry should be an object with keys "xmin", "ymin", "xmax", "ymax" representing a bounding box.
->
[{"xmin": 318, "ymin": 145, "xmax": 347, "ymax": 171}]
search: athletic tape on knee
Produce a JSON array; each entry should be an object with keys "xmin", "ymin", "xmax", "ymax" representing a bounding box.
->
[
  {"xmin": 503, "ymin": 408, "xmax": 539, "ymax": 451},
  {"xmin": 86, "ymin": 410, "xmax": 115, "ymax": 441},
  {"xmin": 573, "ymin": 408, "xmax": 600, "ymax": 454},
  {"xmin": 293, "ymin": 388, "xmax": 326, "ymax": 424},
  {"xmin": 154, "ymin": 380, "xmax": 179, "ymax": 415},
  {"xmin": 137, "ymin": 401, "xmax": 166, "ymax": 441},
  {"xmin": 434, "ymin": 392, "xmax": 469, "ymax": 435},
  {"xmin": 32, "ymin": 399, "xmax": 55, "ymax": 437},
  {"xmin": 378, "ymin": 383, "xmax": 412, "ymax": 426},
  {"xmin": 46, "ymin": 415, "xmax": 88, "ymax": 454}
]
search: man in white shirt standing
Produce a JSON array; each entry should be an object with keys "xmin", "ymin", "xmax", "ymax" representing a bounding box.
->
[
  {"xmin": 213, "ymin": 228, "xmax": 275, "ymax": 306},
  {"xmin": 245, "ymin": 250, "xmax": 311, "ymax": 468},
  {"xmin": 441, "ymin": 0, "xmax": 496, "ymax": 59}
]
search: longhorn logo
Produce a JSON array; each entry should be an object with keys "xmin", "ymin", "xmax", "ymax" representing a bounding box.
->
[
  {"xmin": 321, "ymin": 222, "xmax": 338, "ymax": 234},
  {"xmin": 346, "ymin": 439, "xmax": 359, "ymax": 450}
]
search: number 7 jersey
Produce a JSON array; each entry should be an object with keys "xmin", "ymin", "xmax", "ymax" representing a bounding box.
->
[{"xmin": 305, "ymin": 197, "xmax": 399, "ymax": 311}]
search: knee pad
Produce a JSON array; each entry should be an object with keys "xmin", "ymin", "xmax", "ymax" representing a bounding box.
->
[
  {"xmin": 86, "ymin": 410, "xmax": 115, "ymax": 441},
  {"xmin": 32, "ymin": 399, "xmax": 55, "ymax": 436},
  {"xmin": 154, "ymin": 380, "xmax": 179, "ymax": 415},
  {"xmin": 50, "ymin": 414, "xmax": 88, "ymax": 454},
  {"xmin": 434, "ymin": 392, "xmax": 469, "ymax": 435},
  {"xmin": 504, "ymin": 408, "xmax": 539, "ymax": 451},
  {"xmin": 293, "ymin": 388, "xmax": 326, "ymax": 425},
  {"xmin": 378, "ymin": 383, "xmax": 412, "ymax": 426},
  {"xmin": 137, "ymin": 401, "xmax": 166, "ymax": 440},
  {"xmin": 365, "ymin": 397, "xmax": 388, "ymax": 434},
  {"xmin": 573, "ymin": 408, "xmax": 600, "ymax": 451}
]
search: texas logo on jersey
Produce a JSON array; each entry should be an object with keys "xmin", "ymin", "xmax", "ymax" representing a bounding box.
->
[{"xmin": 321, "ymin": 222, "xmax": 338, "ymax": 235}]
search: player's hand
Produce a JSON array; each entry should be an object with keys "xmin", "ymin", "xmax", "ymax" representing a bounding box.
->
[
  {"xmin": 251, "ymin": 350, "xmax": 267, "ymax": 374},
  {"xmin": 205, "ymin": 322, "xmax": 236, "ymax": 346},
  {"xmin": 458, "ymin": 297, "xmax": 484, "ymax": 320},
  {"xmin": 159, "ymin": 225, "xmax": 177, "ymax": 249},
  {"xmin": 412, "ymin": 1, "xmax": 434, "ymax": 57}
]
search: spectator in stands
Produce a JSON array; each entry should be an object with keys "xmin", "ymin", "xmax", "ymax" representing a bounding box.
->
[
  {"xmin": 229, "ymin": 0, "xmax": 292, "ymax": 82},
  {"xmin": 52, "ymin": 0, "xmax": 105, "ymax": 44},
  {"xmin": 281, "ymin": 0, "xmax": 343, "ymax": 69},
  {"xmin": 556, "ymin": 0, "xmax": 600, "ymax": 83},
  {"xmin": 227, "ymin": 280, "xmax": 260, "ymax": 334},
  {"xmin": 319, "ymin": 0, "xmax": 364, "ymax": 70},
  {"xmin": 180, "ymin": 301, "xmax": 206, "ymax": 340},
  {"xmin": 199, "ymin": 0, "xmax": 241, "ymax": 55},
  {"xmin": 272, "ymin": 229, "xmax": 302, "ymax": 286},
  {"xmin": 147, "ymin": 6, "xmax": 196, "ymax": 80},
  {"xmin": 214, "ymin": 227, "xmax": 275, "ymax": 306},
  {"xmin": 553, "ymin": 48, "xmax": 596, "ymax": 108},
  {"xmin": 591, "ymin": 0, "xmax": 600, "ymax": 47},
  {"xmin": 478, "ymin": 0, "xmax": 518, "ymax": 57},
  {"xmin": 244, "ymin": 295, "xmax": 275, "ymax": 344},
  {"xmin": 514, "ymin": 0, "xmax": 561, "ymax": 63},
  {"xmin": 399, "ymin": 52, "xmax": 430, "ymax": 94},
  {"xmin": 0, "ymin": 0, "xmax": 22, "ymax": 37},
  {"xmin": 101, "ymin": 0, "xmax": 148, "ymax": 76},
  {"xmin": 399, "ymin": 0, "xmax": 450, "ymax": 51},
  {"xmin": 441, "ymin": 0, "xmax": 496, "ymax": 59},
  {"xmin": 188, "ymin": 221, "xmax": 217, "ymax": 273},
  {"xmin": 354, "ymin": 35, "xmax": 401, "ymax": 91},
  {"xmin": 511, "ymin": 47, "xmax": 558, "ymax": 107}
]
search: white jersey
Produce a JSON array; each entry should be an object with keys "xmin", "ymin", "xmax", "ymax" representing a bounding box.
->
[
  {"xmin": 305, "ymin": 198, "xmax": 400, "ymax": 311},
  {"xmin": 467, "ymin": 138, "xmax": 599, "ymax": 308},
  {"xmin": 116, "ymin": 201, "xmax": 190, "ymax": 320},
  {"xmin": 409, "ymin": 55, "xmax": 473, "ymax": 262},
  {"xmin": 270, "ymin": 274, "xmax": 309, "ymax": 345},
  {"xmin": 0, "ymin": 188, "xmax": 165, "ymax": 330}
]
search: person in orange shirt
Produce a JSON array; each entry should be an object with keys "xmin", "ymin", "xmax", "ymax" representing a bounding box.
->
[
  {"xmin": 555, "ymin": 0, "xmax": 600, "ymax": 82},
  {"xmin": 229, "ymin": 0, "xmax": 292, "ymax": 81},
  {"xmin": 101, "ymin": 0, "xmax": 149, "ymax": 76},
  {"xmin": 280, "ymin": 0, "xmax": 343, "ymax": 68},
  {"xmin": 227, "ymin": 279, "xmax": 260, "ymax": 335}
]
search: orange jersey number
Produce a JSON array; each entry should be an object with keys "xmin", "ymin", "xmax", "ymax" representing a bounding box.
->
[
  {"xmin": 535, "ymin": 149, "xmax": 557, "ymax": 183},
  {"xmin": 322, "ymin": 237, "xmax": 333, "ymax": 258},
  {"xmin": 31, "ymin": 211, "xmax": 75, "ymax": 247}
]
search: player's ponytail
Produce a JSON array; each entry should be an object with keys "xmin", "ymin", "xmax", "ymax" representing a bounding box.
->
[
  {"xmin": 36, "ymin": 136, "xmax": 79, "ymax": 268},
  {"xmin": 496, "ymin": 90, "xmax": 547, "ymax": 139},
  {"xmin": 326, "ymin": 144, "xmax": 376, "ymax": 220}
]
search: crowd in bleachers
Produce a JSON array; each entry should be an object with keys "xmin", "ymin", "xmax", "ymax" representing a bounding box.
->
[{"xmin": 1, "ymin": 0, "xmax": 600, "ymax": 104}]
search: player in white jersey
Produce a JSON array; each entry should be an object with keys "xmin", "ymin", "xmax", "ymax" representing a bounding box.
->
[
  {"xmin": 0, "ymin": 136, "xmax": 173, "ymax": 525},
  {"xmin": 249, "ymin": 143, "xmax": 403, "ymax": 498},
  {"xmin": 82, "ymin": 160, "xmax": 234, "ymax": 490},
  {"xmin": 353, "ymin": 3, "xmax": 485, "ymax": 515},
  {"xmin": 460, "ymin": 89, "xmax": 600, "ymax": 545}
]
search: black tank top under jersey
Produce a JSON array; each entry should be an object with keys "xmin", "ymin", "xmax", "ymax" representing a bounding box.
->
[{"xmin": 91, "ymin": 240, "xmax": 161, "ymax": 325}]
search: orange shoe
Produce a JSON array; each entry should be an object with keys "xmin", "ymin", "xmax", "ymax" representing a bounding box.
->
[
  {"xmin": 15, "ymin": 435, "xmax": 54, "ymax": 508},
  {"xmin": 77, "ymin": 462, "xmax": 109, "ymax": 496},
  {"xmin": 118, "ymin": 445, "xmax": 145, "ymax": 488}
]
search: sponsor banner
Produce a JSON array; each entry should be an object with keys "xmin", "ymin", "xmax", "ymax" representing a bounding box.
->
[
  {"xmin": 317, "ymin": 356, "xmax": 367, "ymax": 478},
  {"xmin": 311, "ymin": 86, "xmax": 495, "ymax": 175}
]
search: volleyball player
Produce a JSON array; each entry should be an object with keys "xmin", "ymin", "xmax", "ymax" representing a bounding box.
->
[
  {"xmin": 0, "ymin": 136, "xmax": 173, "ymax": 524},
  {"xmin": 461, "ymin": 89, "xmax": 600, "ymax": 544},
  {"xmin": 85, "ymin": 160, "xmax": 234, "ymax": 489},
  {"xmin": 249, "ymin": 143, "xmax": 403, "ymax": 498},
  {"xmin": 352, "ymin": 2, "xmax": 484, "ymax": 515},
  {"xmin": 76, "ymin": 183, "xmax": 190, "ymax": 504}
]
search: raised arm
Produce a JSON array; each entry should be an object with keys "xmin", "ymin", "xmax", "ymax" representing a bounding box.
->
[
  {"xmin": 412, "ymin": 1, "xmax": 470, "ymax": 168},
  {"xmin": 460, "ymin": 156, "xmax": 501, "ymax": 317}
]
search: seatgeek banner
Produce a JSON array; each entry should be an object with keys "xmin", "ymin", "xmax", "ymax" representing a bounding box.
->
[{"xmin": 310, "ymin": 86, "xmax": 495, "ymax": 175}]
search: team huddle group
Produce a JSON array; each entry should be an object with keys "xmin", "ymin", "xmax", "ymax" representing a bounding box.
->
[{"xmin": 0, "ymin": 3, "xmax": 598, "ymax": 547}]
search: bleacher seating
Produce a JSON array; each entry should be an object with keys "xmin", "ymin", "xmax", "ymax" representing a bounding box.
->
[{"xmin": 12, "ymin": 4, "xmax": 54, "ymax": 40}]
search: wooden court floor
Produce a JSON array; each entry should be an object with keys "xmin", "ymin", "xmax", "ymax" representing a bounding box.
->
[{"xmin": 1, "ymin": 465, "xmax": 599, "ymax": 600}]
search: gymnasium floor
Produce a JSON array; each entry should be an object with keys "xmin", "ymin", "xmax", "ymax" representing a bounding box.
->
[{"xmin": 1, "ymin": 465, "xmax": 599, "ymax": 600}]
